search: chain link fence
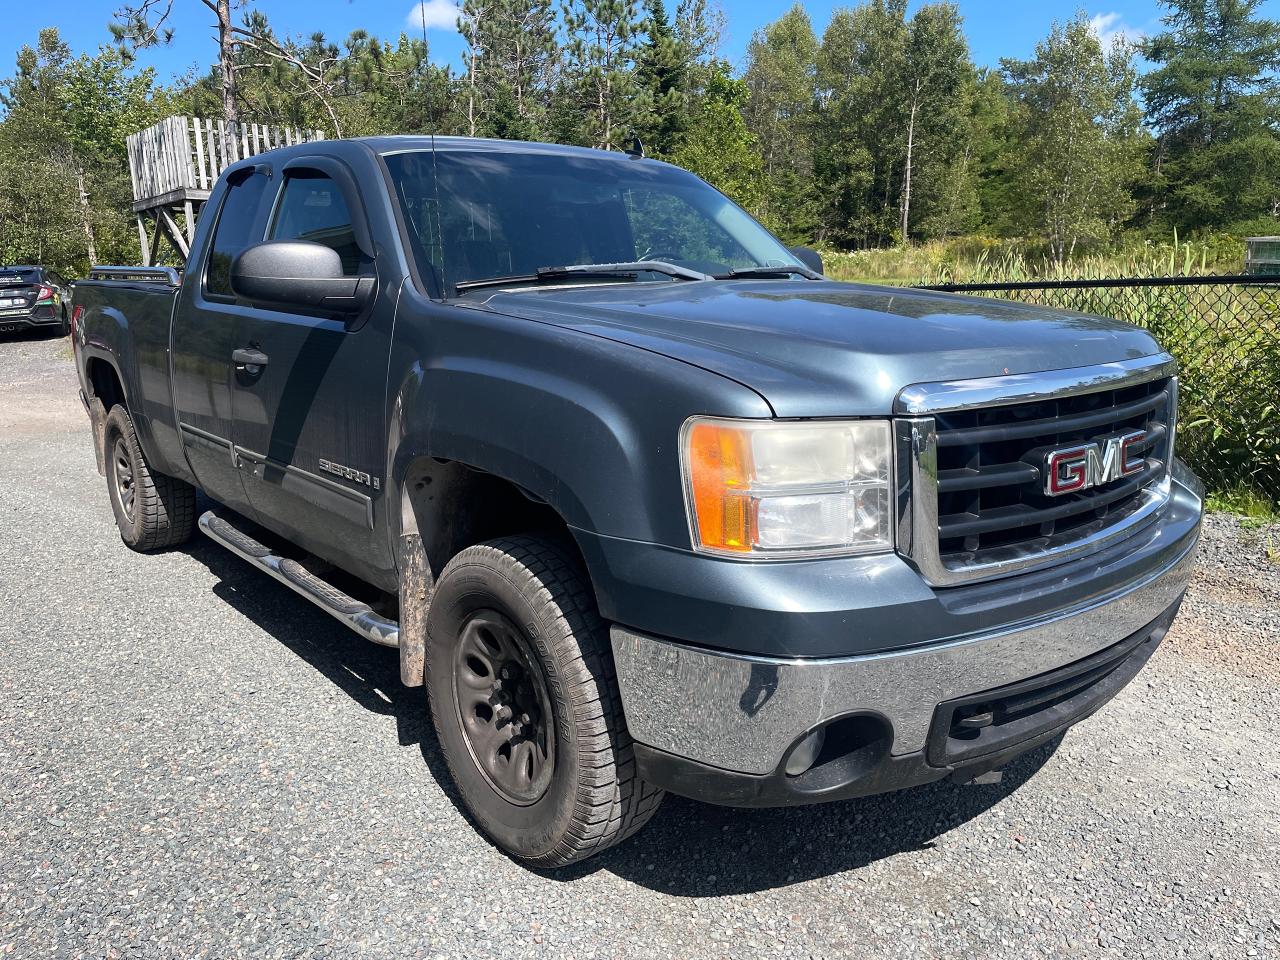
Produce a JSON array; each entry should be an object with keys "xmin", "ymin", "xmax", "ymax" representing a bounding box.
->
[{"xmin": 918, "ymin": 275, "xmax": 1280, "ymax": 504}]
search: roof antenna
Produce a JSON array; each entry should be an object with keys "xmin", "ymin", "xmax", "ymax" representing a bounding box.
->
[{"xmin": 625, "ymin": 136, "xmax": 645, "ymax": 159}]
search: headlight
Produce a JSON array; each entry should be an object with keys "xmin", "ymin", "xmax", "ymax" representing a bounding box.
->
[{"xmin": 680, "ymin": 417, "xmax": 894, "ymax": 558}]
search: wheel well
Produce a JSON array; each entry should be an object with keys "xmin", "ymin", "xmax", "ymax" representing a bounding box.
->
[
  {"xmin": 86, "ymin": 358, "xmax": 126, "ymax": 411},
  {"xmin": 402, "ymin": 458, "xmax": 583, "ymax": 577}
]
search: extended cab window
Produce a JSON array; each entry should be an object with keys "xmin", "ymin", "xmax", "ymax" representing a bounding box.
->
[
  {"xmin": 269, "ymin": 173, "xmax": 365, "ymax": 275},
  {"xmin": 206, "ymin": 169, "xmax": 271, "ymax": 297}
]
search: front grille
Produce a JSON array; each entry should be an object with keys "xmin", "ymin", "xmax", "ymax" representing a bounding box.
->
[
  {"xmin": 933, "ymin": 376, "xmax": 1175, "ymax": 559},
  {"xmin": 895, "ymin": 355, "xmax": 1179, "ymax": 586}
]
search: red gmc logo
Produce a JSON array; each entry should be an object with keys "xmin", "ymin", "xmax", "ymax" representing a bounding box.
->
[{"xmin": 1043, "ymin": 430, "xmax": 1147, "ymax": 497}]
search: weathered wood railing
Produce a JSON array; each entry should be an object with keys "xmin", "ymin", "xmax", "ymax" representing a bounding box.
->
[
  {"xmin": 123, "ymin": 116, "xmax": 325, "ymax": 264},
  {"xmin": 126, "ymin": 116, "xmax": 325, "ymax": 208}
]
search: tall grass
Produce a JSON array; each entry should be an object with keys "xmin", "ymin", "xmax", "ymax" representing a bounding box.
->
[{"xmin": 822, "ymin": 233, "xmax": 1247, "ymax": 286}]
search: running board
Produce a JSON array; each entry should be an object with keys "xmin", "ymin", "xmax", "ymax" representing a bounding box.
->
[{"xmin": 198, "ymin": 510, "xmax": 399, "ymax": 648}]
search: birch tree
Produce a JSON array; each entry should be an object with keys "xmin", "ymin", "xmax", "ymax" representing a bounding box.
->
[
  {"xmin": 1003, "ymin": 14, "xmax": 1143, "ymax": 262},
  {"xmin": 897, "ymin": 3, "xmax": 971, "ymax": 244}
]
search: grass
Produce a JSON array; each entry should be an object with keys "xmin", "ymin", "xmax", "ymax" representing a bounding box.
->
[
  {"xmin": 1207, "ymin": 488, "xmax": 1280, "ymax": 525},
  {"xmin": 821, "ymin": 233, "xmax": 1248, "ymax": 286}
]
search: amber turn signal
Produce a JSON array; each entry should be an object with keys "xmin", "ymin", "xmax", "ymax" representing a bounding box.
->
[{"xmin": 685, "ymin": 420, "xmax": 755, "ymax": 553}]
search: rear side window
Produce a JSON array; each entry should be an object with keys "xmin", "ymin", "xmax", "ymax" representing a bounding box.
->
[
  {"xmin": 206, "ymin": 170, "xmax": 271, "ymax": 298},
  {"xmin": 269, "ymin": 173, "xmax": 365, "ymax": 275}
]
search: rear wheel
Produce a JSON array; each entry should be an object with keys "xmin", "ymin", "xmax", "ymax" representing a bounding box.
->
[
  {"xmin": 103, "ymin": 405, "xmax": 196, "ymax": 551},
  {"xmin": 425, "ymin": 536, "xmax": 664, "ymax": 867}
]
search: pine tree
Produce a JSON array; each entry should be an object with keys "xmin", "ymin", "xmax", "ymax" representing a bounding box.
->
[
  {"xmin": 636, "ymin": 0, "xmax": 686, "ymax": 156},
  {"xmin": 491, "ymin": 0, "xmax": 558, "ymax": 140},
  {"xmin": 1142, "ymin": 0, "xmax": 1280, "ymax": 229},
  {"xmin": 562, "ymin": 0, "xmax": 645, "ymax": 150},
  {"xmin": 111, "ymin": 0, "xmax": 239, "ymax": 123}
]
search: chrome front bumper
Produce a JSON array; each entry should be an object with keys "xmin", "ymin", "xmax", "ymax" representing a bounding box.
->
[{"xmin": 611, "ymin": 484, "xmax": 1200, "ymax": 777}]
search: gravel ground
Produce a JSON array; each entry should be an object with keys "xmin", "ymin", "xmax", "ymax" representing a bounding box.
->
[{"xmin": 1, "ymin": 331, "xmax": 1277, "ymax": 960}]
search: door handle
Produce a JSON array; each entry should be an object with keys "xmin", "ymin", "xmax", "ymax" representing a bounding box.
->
[{"xmin": 232, "ymin": 347, "xmax": 269, "ymax": 371}]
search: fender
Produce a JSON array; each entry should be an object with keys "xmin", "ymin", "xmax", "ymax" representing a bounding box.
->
[
  {"xmin": 378, "ymin": 293, "xmax": 773, "ymax": 611},
  {"xmin": 382, "ymin": 291, "xmax": 773, "ymax": 573},
  {"xmin": 77, "ymin": 296, "xmax": 193, "ymax": 484}
]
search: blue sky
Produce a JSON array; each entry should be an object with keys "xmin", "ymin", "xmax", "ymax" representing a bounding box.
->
[{"xmin": 3, "ymin": 1, "xmax": 1185, "ymax": 82}]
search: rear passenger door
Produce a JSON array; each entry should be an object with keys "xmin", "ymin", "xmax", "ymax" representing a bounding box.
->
[{"xmin": 228, "ymin": 159, "xmax": 393, "ymax": 577}]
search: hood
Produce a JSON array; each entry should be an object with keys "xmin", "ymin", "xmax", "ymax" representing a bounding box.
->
[{"xmin": 475, "ymin": 279, "xmax": 1165, "ymax": 417}]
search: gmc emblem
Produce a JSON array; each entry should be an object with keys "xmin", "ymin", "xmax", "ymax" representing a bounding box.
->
[{"xmin": 1043, "ymin": 430, "xmax": 1147, "ymax": 497}]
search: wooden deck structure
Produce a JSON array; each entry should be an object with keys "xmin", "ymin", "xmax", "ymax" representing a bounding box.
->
[{"xmin": 126, "ymin": 116, "xmax": 325, "ymax": 265}]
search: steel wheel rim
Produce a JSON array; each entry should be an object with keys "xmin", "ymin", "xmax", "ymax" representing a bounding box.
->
[
  {"xmin": 452, "ymin": 609, "xmax": 556, "ymax": 805},
  {"xmin": 112, "ymin": 437, "xmax": 136, "ymax": 523}
]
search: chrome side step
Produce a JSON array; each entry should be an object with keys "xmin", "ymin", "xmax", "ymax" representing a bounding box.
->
[{"xmin": 198, "ymin": 510, "xmax": 399, "ymax": 648}]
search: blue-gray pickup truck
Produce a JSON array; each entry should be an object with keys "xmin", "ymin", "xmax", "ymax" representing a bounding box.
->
[{"xmin": 70, "ymin": 136, "xmax": 1202, "ymax": 867}]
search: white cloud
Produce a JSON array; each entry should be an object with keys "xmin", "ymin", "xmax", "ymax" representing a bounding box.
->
[
  {"xmin": 1089, "ymin": 12, "xmax": 1143, "ymax": 50},
  {"xmin": 406, "ymin": 0, "xmax": 462, "ymax": 33}
]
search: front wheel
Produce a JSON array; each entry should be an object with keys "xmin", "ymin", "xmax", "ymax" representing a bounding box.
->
[{"xmin": 425, "ymin": 536, "xmax": 664, "ymax": 867}]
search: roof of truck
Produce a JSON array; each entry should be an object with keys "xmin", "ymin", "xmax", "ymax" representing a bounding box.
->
[{"xmin": 361, "ymin": 135, "xmax": 648, "ymax": 163}]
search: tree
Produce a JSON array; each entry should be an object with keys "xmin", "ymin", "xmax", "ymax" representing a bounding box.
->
[
  {"xmin": 1142, "ymin": 0, "xmax": 1280, "ymax": 229},
  {"xmin": 896, "ymin": 3, "xmax": 973, "ymax": 244},
  {"xmin": 0, "ymin": 29, "xmax": 164, "ymax": 273},
  {"xmin": 968, "ymin": 68, "xmax": 1018, "ymax": 236},
  {"xmin": 742, "ymin": 6, "xmax": 819, "ymax": 242},
  {"xmin": 457, "ymin": 0, "xmax": 558, "ymax": 140},
  {"xmin": 562, "ymin": 0, "xmax": 645, "ymax": 150},
  {"xmin": 457, "ymin": 0, "xmax": 498, "ymax": 137},
  {"xmin": 232, "ymin": 15, "xmax": 401, "ymax": 137},
  {"xmin": 636, "ymin": 0, "xmax": 686, "ymax": 155},
  {"xmin": 811, "ymin": 1, "xmax": 974, "ymax": 247},
  {"xmin": 492, "ymin": 0, "xmax": 558, "ymax": 139},
  {"xmin": 1002, "ymin": 14, "xmax": 1144, "ymax": 262},
  {"xmin": 669, "ymin": 63, "xmax": 765, "ymax": 210},
  {"xmin": 112, "ymin": 0, "xmax": 241, "ymax": 123}
]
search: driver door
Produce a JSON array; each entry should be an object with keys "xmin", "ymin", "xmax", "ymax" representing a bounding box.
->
[{"xmin": 229, "ymin": 162, "xmax": 392, "ymax": 577}]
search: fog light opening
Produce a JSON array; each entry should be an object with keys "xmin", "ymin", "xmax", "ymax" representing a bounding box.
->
[{"xmin": 784, "ymin": 727, "xmax": 826, "ymax": 777}]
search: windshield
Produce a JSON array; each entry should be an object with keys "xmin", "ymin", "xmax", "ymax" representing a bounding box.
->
[{"xmin": 382, "ymin": 148, "xmax": 801, "ymax": 294}]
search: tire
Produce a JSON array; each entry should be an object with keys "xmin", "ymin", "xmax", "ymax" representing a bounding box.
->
[
  {"xmin": 103, "ymin": 404, "xmax": 197, "ymax": 551},
  {"xmin": 59, "ymin": 306, "xmax": 69, "ymax": 338},
  {"xmin": 425, "ymin": 536, "xmax": 664, "ymax": 867}
]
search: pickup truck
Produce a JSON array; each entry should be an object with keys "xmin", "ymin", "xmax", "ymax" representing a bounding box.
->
[{"xmin": 71, "ymin": 136, "xmax": 1203, "ymax": 868}]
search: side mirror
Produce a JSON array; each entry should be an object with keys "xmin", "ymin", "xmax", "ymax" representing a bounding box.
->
[
  {"xmin": 790, "ymin": 246, "xmax": 824, "ymax": 276},
  {"xmin": 230, "ymin": 240, "xmax": 374, "ymax": 314}
]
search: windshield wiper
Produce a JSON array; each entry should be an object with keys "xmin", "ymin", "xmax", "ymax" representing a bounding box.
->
[
  {"xmin": 719, "ymin": 264, "xmax": 823, "ymax": 280},
  {"xmin": 454, "ymin": 260, "xmax": 713, "ymax": 293}
]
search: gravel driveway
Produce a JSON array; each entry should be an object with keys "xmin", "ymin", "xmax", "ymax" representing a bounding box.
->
[{"xmin": 2, "ymin": 332, "xmax": 1277, "ymax": 959}]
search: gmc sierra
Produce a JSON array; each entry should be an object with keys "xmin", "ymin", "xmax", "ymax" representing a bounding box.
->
[{"xmin": 71, "ymin": 136, "xmax": 1202, "ymax": 868}]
